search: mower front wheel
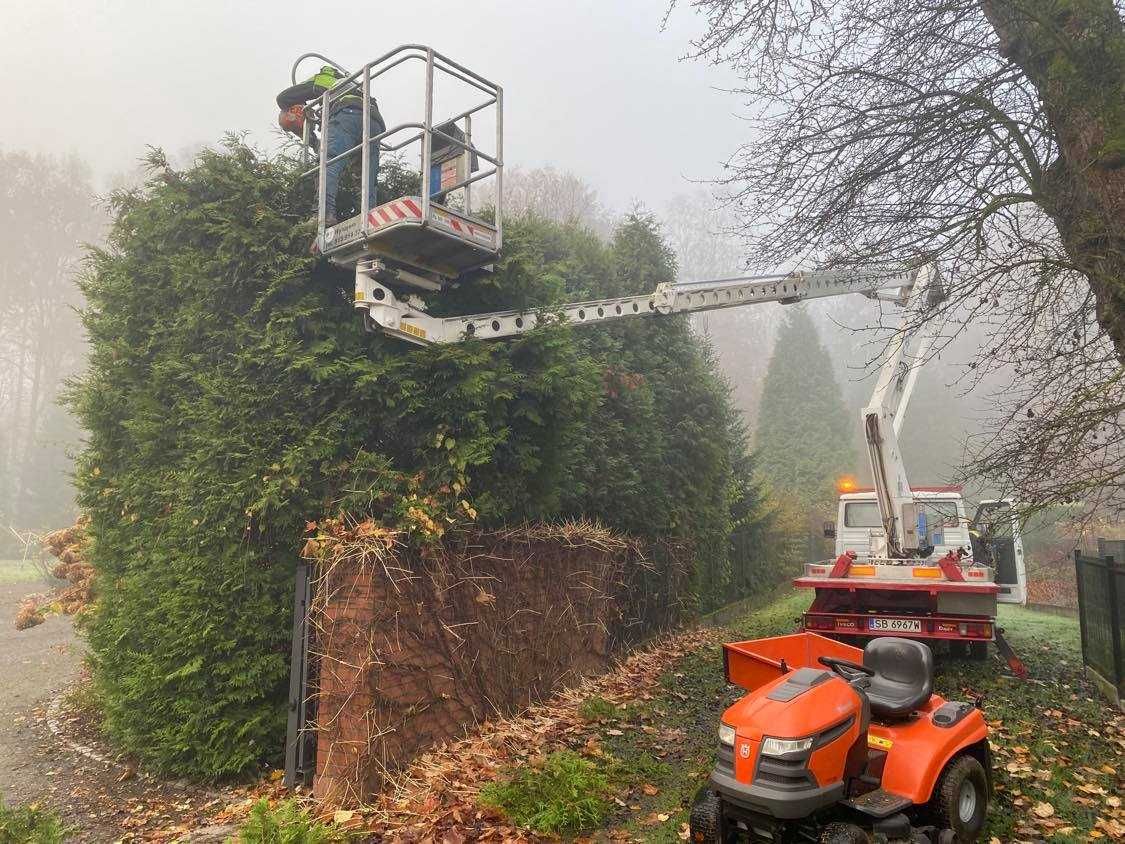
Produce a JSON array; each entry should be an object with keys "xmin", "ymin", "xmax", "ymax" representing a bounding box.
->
[
  {"xmin": 689, "ymin": 788, "xmax": 732, "ymax": 844},
  {"xmin": 819, "ymin": 822, "xmax": 869, "ymax": 843},
  {"xmin": 929, "ymin": 754, "xmax": 988, "ymax": 841}
]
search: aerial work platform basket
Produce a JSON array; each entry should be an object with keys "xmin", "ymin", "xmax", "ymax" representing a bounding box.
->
[{"xmin": 292, "ymin": 46, "xmax": 503, "ymax": 285}]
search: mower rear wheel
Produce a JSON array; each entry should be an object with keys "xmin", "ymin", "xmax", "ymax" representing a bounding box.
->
[
  {"xmin": 929, "ymin": 754, "xmax": 988, "ymax": 841},
  {"xmin": 689, "ymin": 788, "xmax": 730, "ymax": 844}
]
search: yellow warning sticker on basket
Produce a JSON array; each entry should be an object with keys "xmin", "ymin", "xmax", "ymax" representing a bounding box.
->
[
  {"xmin": 355, "ymin": 290, "xmax": 365, "ymax": 301},
  {"xmin": 868, "ymin": 734, "xmax": 893, "ymax": 750}
]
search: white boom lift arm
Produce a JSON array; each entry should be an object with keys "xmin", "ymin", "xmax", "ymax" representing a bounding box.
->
[
  {"xmin": 353, "ymin": 261, "xmax": 919, "ymax": 345},
  {"xmin": 859, "ymin": 264, "xmax": 945, "ymax": 557},
  {"xmin": 354, "ymin": 260, "xmax": 944, "ymax": 557}
]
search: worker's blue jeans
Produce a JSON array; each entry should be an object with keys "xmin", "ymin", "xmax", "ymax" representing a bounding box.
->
[{"xmin": 325, "ymin": 106, "xmax": 381, "ymax": 219}]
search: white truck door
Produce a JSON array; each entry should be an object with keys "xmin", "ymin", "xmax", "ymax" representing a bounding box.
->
[{"xmin": 971, "ymin": 499, "xmax": 1028, "ymax": 604}]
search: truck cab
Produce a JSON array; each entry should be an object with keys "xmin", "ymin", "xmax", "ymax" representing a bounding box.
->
[
  {"xmin": 830, "ymin": 486, "xmax": 1027, "ymax": 605},
  {"xmin": 836, "ymin": 486, "xmax": 970, "ymax": 560}
]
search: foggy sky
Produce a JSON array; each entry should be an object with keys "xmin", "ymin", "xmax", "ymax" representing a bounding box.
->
[{"xmin": 2, "ymin": 0, "xmax": 746, "ymax": 210}]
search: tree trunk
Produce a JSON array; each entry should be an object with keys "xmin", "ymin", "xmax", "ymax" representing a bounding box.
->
[{"xmin": 980, "ymin": 0, "xmax": 1125, "ymax": 356}]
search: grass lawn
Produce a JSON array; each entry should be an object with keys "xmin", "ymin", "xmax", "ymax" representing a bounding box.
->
[
  {"xmin": 481, "ymin": 591, "xmax": 1124, "ymax": 841},
  {"xmin": 0, "ymin": 558, "xmax": 46, "ymax": 585},
  {"xmin": 0, "ymin": 798, "xmax": 68, "ymax": 843}
]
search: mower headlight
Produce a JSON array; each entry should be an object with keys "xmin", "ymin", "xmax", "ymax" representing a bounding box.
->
[
  {"xmin": 718, "ymin": 722, "xmax": 736, "ymax": 747},
  {"xmin": 761, "ymin": 736, "xmax": 814, "ymax": 758}
]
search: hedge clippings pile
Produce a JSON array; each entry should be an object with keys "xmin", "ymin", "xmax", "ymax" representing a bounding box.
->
[{"xmin": 13, "ymin": 517, "xmax": 94, "ymax": 630}]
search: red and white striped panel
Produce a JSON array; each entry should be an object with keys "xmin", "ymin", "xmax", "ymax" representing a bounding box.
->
[
  {"xmin": 441, "ymin": 213, "xmax": 494, "ymax": 245},
  {"xmin": 366, "ymin": 198, "xmax": 423, "ymax": 230}
]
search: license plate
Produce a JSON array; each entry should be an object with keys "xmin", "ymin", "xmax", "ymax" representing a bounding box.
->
[{"xmin": 869, "ymin": 617, "xmax": 922, "ymax": 633}]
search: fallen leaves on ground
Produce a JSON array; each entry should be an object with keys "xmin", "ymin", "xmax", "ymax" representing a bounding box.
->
[
  {"xmin": 14, "ymin": 593, "xmax": 47, "ymax": 630},
  {"xmin": 169, "ymin": 625, "xmax": 726, "ymax": 842},
  {"xmin": 147, "ymin": 603, "xmax": 1124, "ymax": 842}
]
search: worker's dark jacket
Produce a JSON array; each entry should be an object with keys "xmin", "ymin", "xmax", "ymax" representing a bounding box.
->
[{"xmin": 277, "ymin": 75, "xmax": 385, "ymax": 131}]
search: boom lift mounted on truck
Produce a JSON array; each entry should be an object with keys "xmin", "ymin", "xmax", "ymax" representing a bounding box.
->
[
  {"xmin": 284, "ymin": 46, "xmax": 1028, "ymax": 792},
  {"xmin": 293, "ymin": 45, "xmax": 1026, "ymax": 659},
  {"xmin": 796, "ymin": 275, "xmax": 1028, "ymax": 675}
]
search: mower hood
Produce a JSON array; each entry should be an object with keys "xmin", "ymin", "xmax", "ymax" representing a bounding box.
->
[{"xmin": 722, "ymin": 668, "xmax": 861, "ymax": 744}]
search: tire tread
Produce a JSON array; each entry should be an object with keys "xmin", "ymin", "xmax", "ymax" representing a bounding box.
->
[{"xmin": 929, "ymin": 754, "xmax": 988, "ymax": 841}]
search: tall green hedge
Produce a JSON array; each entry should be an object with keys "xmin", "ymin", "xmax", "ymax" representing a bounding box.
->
[{"xmin": 70, "ymin": 141, "xmax": 770, "ymax": 778}]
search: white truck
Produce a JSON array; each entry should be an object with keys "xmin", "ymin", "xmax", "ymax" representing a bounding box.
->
[
  {"xmin": 813, "ymin": 487, "xmax": 1029, "ymax": 663},
  {"xmin": 833, "ymin": 489, "xmax": 1027, "ymax": 605}
]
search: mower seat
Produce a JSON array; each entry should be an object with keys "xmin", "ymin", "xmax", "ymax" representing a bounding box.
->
[{"xmin": 862, "ymin": 638, "xmax": 933, "ymax": 719}]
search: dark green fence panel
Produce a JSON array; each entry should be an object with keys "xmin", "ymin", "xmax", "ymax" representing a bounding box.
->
[{"xmin": 1074, "ymin": 551, "xmax": 1124, "ymax": 705}]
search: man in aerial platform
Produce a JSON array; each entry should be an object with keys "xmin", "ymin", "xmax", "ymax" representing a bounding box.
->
[{"xmin": 277, "ymin": 65, "xmax": 386, "ymax": 226}]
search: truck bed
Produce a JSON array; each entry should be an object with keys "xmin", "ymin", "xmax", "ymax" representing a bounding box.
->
[{"xmin": 793, "ymin": 576, "xmax": 999, "ymax": 594}]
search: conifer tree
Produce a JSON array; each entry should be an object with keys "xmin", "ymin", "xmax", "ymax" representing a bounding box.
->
[{"xmin": 755, "ymin": 308, "xmax": 856, "ymax": 508}]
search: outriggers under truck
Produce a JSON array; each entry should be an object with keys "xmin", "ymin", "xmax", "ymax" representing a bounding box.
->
[{"xmin": 289, "ymin": 46, "xmax": 1027, "ymax": 680}]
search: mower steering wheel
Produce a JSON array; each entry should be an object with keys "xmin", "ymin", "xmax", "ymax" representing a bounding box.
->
[{"xmin": 819, "ymin": 656, "xmax": 876, "ymax": 678}]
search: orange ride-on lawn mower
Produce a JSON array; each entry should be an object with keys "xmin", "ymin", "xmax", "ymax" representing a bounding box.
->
[{"xmin": 690, "ymin": 633, "xmax": 992, "ymax": 843}]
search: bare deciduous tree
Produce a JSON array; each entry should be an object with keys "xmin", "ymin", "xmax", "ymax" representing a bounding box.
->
[
  {"xmin": 0, "ymin": 151, "xmax": 103, "ymax": 537},
  {"xmin": 477, "ymin": 165, "xmax": 614, "ymax": 237},
  {"xmin": 677, "ymin": 0, "xmax": 1125, "ymax": 515}
]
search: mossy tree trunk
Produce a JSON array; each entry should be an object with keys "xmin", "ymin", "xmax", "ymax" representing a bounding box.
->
[{"xmin": 981, "ymin": 0, "xmax": 1125, "ymax": 357}]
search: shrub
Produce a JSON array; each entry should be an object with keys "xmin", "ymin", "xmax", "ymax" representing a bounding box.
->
[
  {"xmin": 479, "ymin": 751, "xmax": 613, "ymax": 834},
  {"xmin": 69, "ymin": 141, "xmax": 775, "ymax": 777},
  {"xmin": 236, "ymin": 799, "xmax": 343, "ymax": 844}
]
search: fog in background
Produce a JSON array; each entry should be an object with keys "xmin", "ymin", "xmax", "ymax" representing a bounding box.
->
[
  {"xmin": 0, "ymin": 0, "xmax": 996, "ymax": 542},
  {"xmin": 4, "ymin": 0, "xmax": 743, "ymax": 207}
]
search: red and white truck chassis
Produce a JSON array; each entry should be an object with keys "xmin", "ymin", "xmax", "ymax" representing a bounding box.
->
[
  {"xmin": 796, "ymin": 561, "xmax": 1025, "ymax": 675},
  {"xmin": 796, "ymin": 488, "xmax": 1028, "ymax": 674}
]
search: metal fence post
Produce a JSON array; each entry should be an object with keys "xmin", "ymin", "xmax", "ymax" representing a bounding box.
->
[
  {"xmin": 1075, "ymin": 550, "xmax": 1090, "ymax": 667},
  {"xmin": 283, "ymin": 561, "xmax": 313, "ymax": 788},
  {"xmin": 1107, "ymin": 555, "xmax": 1124, "ymax": 696}
]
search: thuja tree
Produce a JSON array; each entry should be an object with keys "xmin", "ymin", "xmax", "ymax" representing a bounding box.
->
[
  {"xmin": 755, "ymin": 309, "xmax": 855, "ymax": 560},
  {"xmin": 69, "ymin": 141, "xmax": 766, "ymax": 777},
  {"xmin": 756, "ymin": 309, "xmax": 856, "ymax": 508}
]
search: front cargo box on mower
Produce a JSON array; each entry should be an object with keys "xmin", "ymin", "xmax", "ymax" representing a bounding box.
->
[{"xmin": 722, "ymin": 632, "xmax": 865, "ymax": 692}]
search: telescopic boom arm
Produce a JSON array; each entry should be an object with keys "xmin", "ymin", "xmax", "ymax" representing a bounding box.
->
[
  {"xmin": 352, "ymin": 262, "xmax": 917, "ymax": 345},
  {"xmin": 859, "ymin": 264, "xmax": 946, "ymax": 557},
  {"xmin": 355, "ymin": 260, "xmax": 941, "ymax": 559}
]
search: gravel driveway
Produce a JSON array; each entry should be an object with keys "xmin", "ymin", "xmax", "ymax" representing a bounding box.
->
[
  {"xmin": 0, "ymin": 565, "xmax": 239, "ymax": 841},
  {"xmin": 0, "ymin": 574, "xmax": 84, "ymax": 806}
]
